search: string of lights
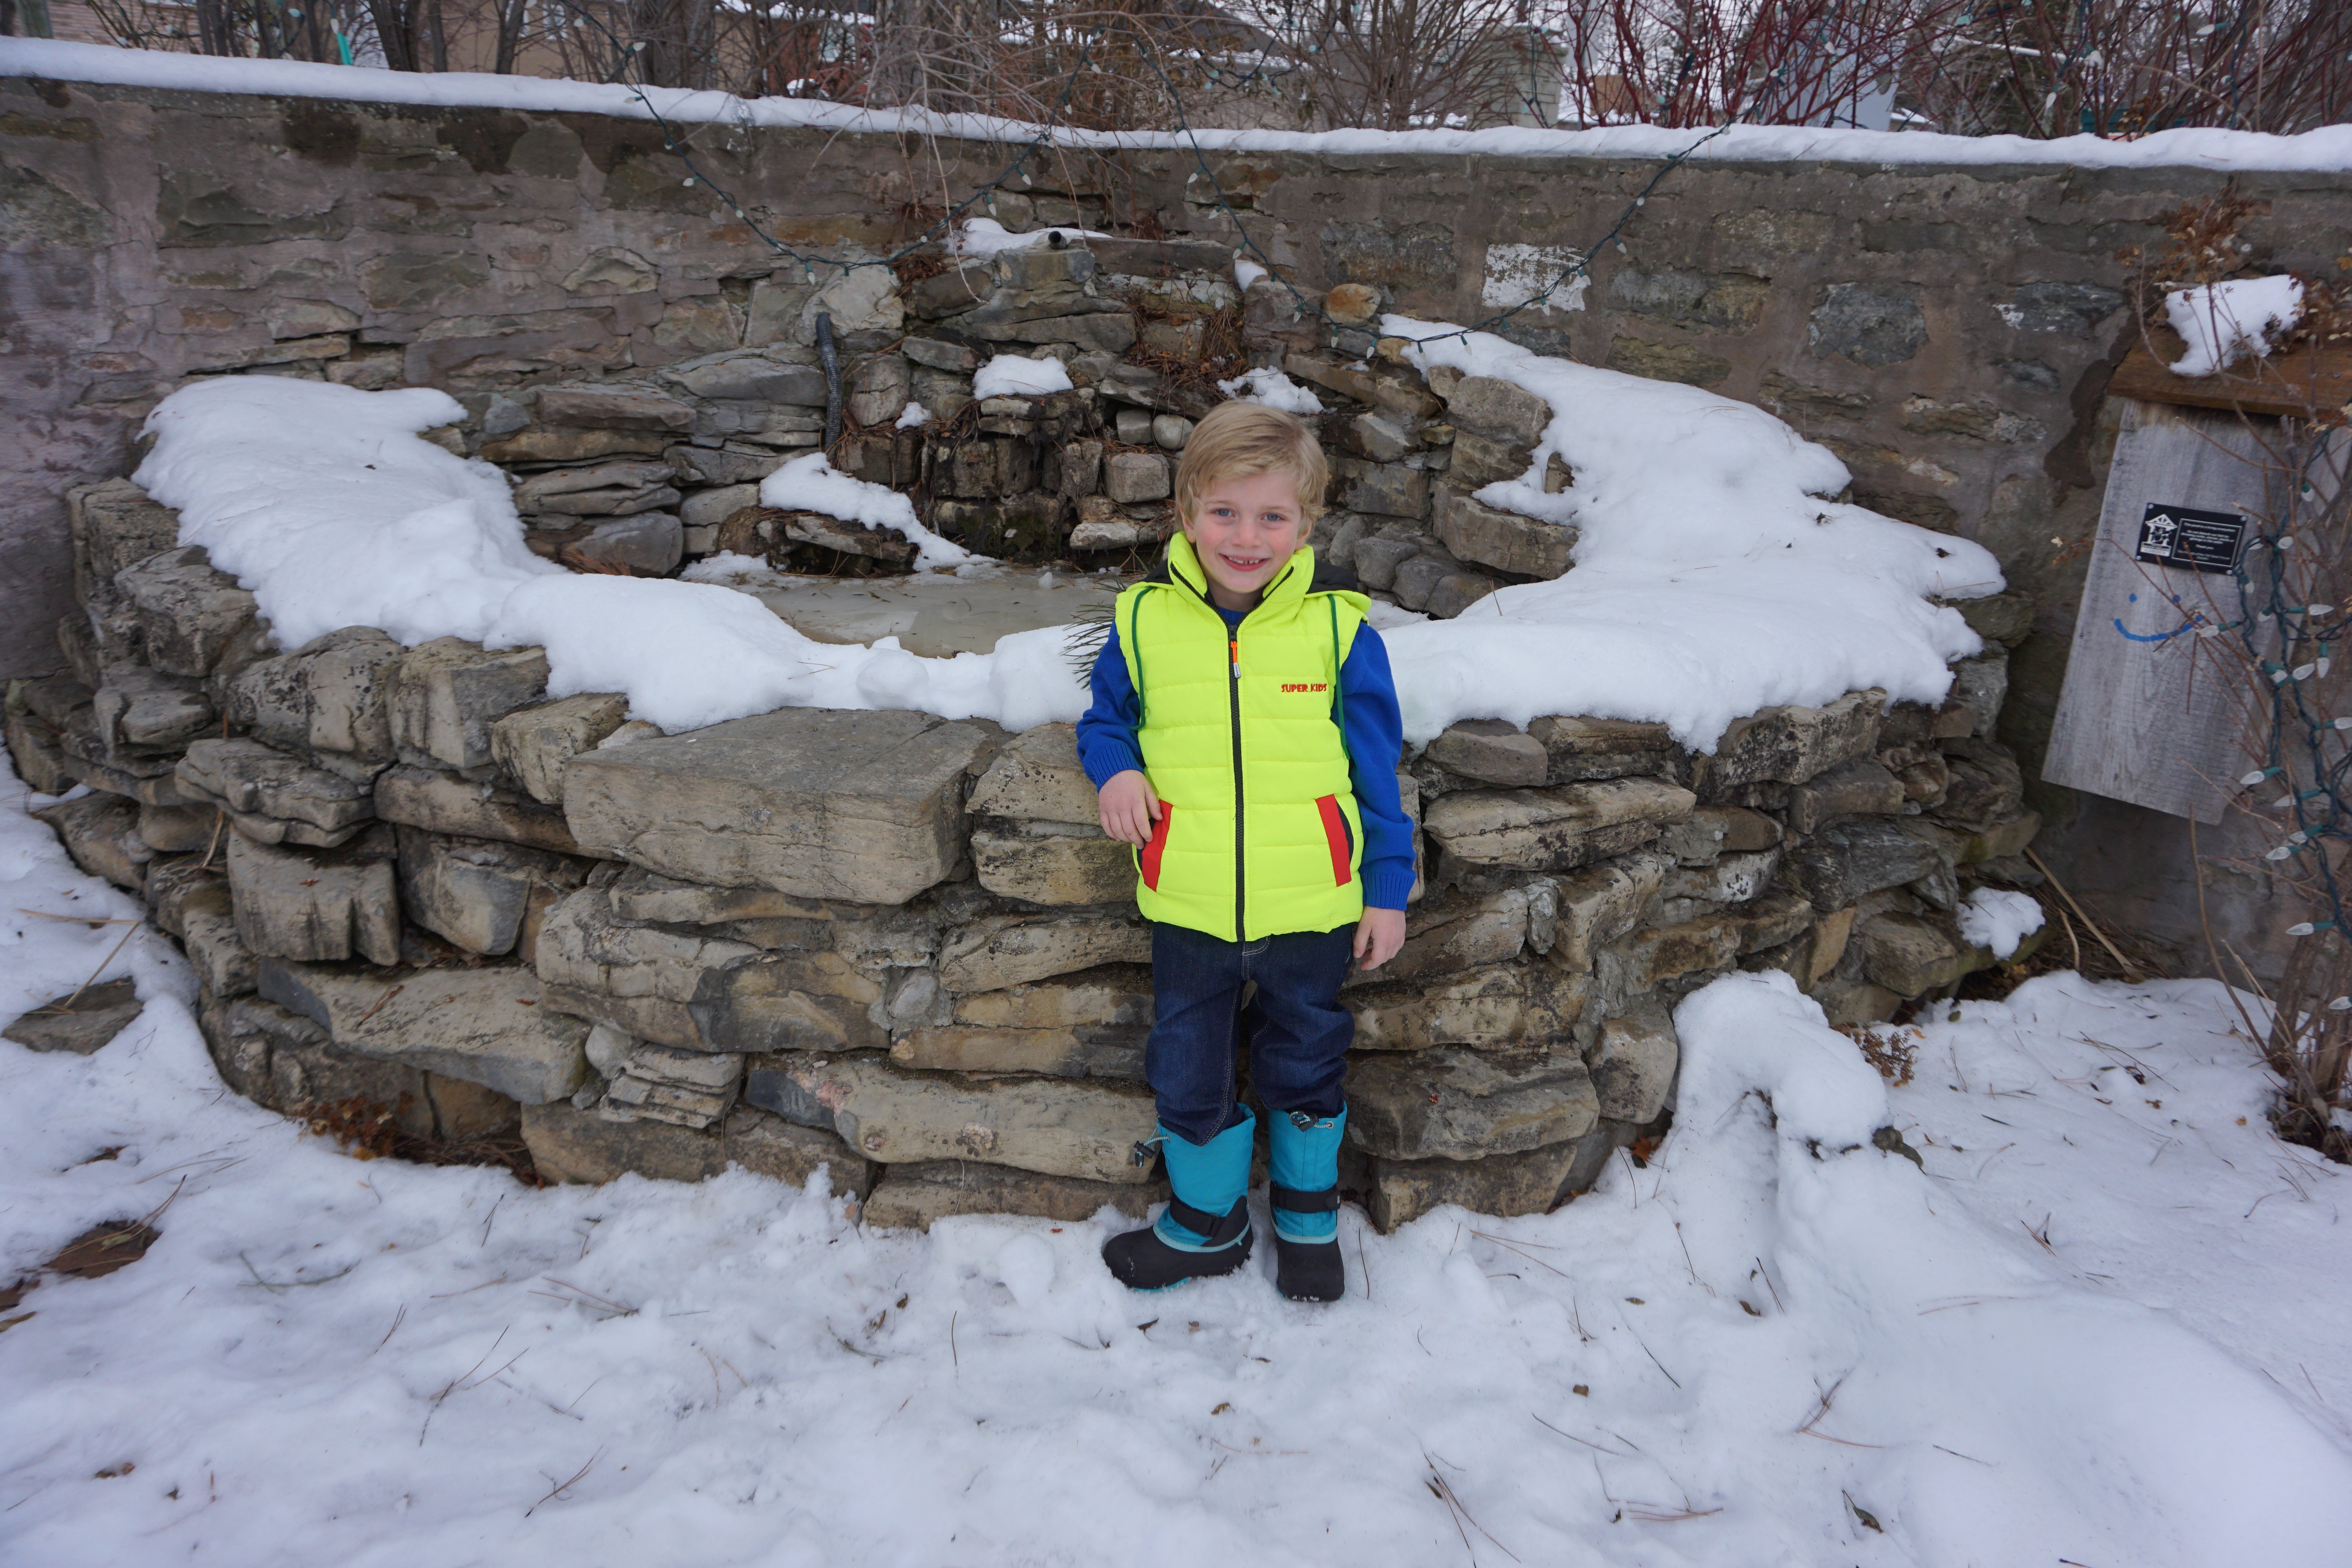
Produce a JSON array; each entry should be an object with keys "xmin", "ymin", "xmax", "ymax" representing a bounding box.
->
[{"xmin": 2219, "ymin": 424, "xmax": 2351, "ymax": 963}]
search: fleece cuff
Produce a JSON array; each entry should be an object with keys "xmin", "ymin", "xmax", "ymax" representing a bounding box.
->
[
  {"xmin": 1079, "ymin": 735, "xmax": 1148, "ymax": 793},
  {"xmin": 1361, "ymin": 861, "xmax": 1417, "ymax": 912}
]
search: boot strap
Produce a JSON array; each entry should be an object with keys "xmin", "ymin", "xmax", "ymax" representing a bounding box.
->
[
  {"xmin": 1269, "ymin": 1183, "xmax": 1339, "ymax": 1214},
  {"xmin": 1165, "ymin": 1196, "xmax": 1251, "ymax": 1247}
]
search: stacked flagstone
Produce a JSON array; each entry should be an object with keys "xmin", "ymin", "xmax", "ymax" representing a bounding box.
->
[{"xmin": 15, "ymin": 310, "xmax": 2042, "ymax": 1232}]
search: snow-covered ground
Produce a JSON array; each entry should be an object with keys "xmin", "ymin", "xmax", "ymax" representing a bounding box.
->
[
  {"xmin": 4, "ymin": 757, "xmax": 2348, "ymax": 1567},
  {"xmin": 7, "ymin": 37, "xmax": 2352, "ymax": 175}
]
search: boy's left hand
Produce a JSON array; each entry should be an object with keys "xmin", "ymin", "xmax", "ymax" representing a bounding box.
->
[{"xmin": 1352, "ymin": 907, "xmax": 1406, "ymax": 973}]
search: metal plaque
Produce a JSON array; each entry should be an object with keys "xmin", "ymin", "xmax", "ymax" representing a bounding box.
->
[{"xmin": 2133, "ymin": 502, "xmax": 2249, "ymax": 575}]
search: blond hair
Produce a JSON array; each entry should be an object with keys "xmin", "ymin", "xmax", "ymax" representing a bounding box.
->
[{"xmin": 1174, "ymin": 400, "xmax": 1330, "ymax": 526}]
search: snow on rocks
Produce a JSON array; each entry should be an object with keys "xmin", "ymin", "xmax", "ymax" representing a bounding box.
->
[
  {"xmin": 134, "ymin": 312, "xmax": 2007, "ymax": 753},
  {"xmin": 756, "ymin": 452, "xmax": 971, "ymax": 570},
  {"xmin": 2164, "ymin": 275, "xmax": 2307, "ymax": 377},
  {"xmin": 1214, "ymin": 365, "xmax": 1325, "ymax": 414},
  {"xmin": 1957, "ymin": 886, "xmax": 2045, "ymax": 958},
  {"xmin": 970, "ymin": 352, "xmax": 1074, "ymax": 399},
  {"xmin": 133, "ymin": 377, "xmax": 558, "ymax": 652},
  {"xmin": 132, "ymin": 381, "xmax": 1067, "ymax": 737},
  {"xmin": 1384, "ymin": 315, "xmax": 2003, "ymax": 746},
  {"xmin": 951, "ymin": 216, "xmax": 1111, "ymax": 256}
]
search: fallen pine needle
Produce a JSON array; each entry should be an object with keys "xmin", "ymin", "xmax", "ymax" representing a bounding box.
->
[{"xmin": 524, "ymin": 1448, "xmax": 601, "ymax": 1517}]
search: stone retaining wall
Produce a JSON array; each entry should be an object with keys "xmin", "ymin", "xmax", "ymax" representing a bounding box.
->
[
  {"xmin": 12, "ymin": 75, "xmax": 2352, "ymax": 978},
  {"xmin": 3, "ymin": 74, "xmax": 2068, "ymax": 1221},
  {"xmin": 11, "ymin": 76, "xmax": 2352, "ymax": 726},
  {"xmin": 11, "ymin": 385, "xmax": 2040, "ymax": 1224}
]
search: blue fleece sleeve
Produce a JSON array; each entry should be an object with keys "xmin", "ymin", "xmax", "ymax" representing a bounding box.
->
[
  {"xmin": 1075, "ymin": 622, "xmax": 1147, "ymax": 789},
  {"xmin": 1339, "ymin": 625, "xmax": 1414, "ymax": 911}
]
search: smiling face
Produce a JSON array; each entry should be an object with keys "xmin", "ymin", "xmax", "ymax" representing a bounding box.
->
[{"xmin": 1183, "ymin": 467, "xmax": 1310, "ymax": 612}]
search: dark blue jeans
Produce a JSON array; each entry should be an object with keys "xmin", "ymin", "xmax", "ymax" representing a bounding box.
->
[{"xmin": 1147, "ymin": 921, "xmax": 1357, "ymax": 1146}]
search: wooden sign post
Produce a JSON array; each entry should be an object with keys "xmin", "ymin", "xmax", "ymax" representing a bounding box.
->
[{"xmin": 2043, "ymin": 399, "xmax": 2279, "ymax": 824}]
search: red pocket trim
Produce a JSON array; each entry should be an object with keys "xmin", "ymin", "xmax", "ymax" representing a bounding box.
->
[
  {"xmin": 1316, "ymin": 794, "xmax": 1353, "ymax": 887},
  {"xmin": 1140, "ymin": 804, "xmax": 1173, "ymax": 891}
]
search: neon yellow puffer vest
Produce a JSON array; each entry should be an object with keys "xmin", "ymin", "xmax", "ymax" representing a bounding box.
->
[{"xmin": 1117, "ymin": 534, "xmax": 1369, "ymax": 942}]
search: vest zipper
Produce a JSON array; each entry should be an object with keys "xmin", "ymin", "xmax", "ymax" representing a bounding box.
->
[
  {"xmin": 1228, "ymin": 630, "xmax": 1245, "ymax": 941},
  {"xmin": 1177, "ymin": 555, "xmax": 1293, "ymax": 945}
]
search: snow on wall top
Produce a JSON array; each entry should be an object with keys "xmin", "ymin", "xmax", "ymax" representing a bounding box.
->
[
  {"xmin": 133, "ymin": 317, "xmax": 2000, "ymax": 749},
  {"xmin": 1381, "ymin": 317, "xmax": 1998, "ymax": 744},
  {"xmin": 8, "ymin": 36, "xmax": 2352, "ymax": 174}
]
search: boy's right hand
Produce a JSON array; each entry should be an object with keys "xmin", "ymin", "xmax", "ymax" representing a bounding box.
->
[{"xmin": 1098, "ymin": 769, "xmax": 1163, "ymax": 845}]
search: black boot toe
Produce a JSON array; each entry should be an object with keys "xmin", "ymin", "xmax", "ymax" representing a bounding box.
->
[
  {"xmin": 1274, "ymin": 1236, "xmax": 1345, "ymax": 1302},
  {"xmin": 1102, "ymin": 1218, "xmax": 1252, "ymax": 1291}
]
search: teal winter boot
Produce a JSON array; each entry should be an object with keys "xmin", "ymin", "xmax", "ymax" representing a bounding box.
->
[
  {"xmin": 1268, "ymin": 1107, "xmax": 1347, "ymax": 1302},
  {"xmin": 1102, "ymin": 1111, "xmax": 1256, "ymax": 1290}
]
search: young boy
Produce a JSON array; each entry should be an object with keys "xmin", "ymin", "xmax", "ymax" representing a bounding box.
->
[{"xmin": 1076, "ymin": 400, "xmax": 1413, "ymax": 1303}]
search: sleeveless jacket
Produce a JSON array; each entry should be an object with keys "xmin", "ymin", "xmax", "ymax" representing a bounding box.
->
[{"xmin": 1115, "ymin": 534, "xmax": 1370, "ymax": 941}]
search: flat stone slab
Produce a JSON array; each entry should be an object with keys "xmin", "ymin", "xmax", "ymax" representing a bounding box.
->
[
  {"xmin": 6, "ymin": 711, "xmax": 74, "ymax": 794},
  {"xmin": 227, "ymin": 824, "xmax": 400, "ymax": 965},
  {"xmin": 1347, "ymin": 962, "xmax": 1584, "ymax": 1052},
  {"xmin": 201, "ymin": 995, "xmax": 436, "ymax": 1136},
  {"xmin": 1346, "ymin": 1049, "xmax": 1598, "ymax": 1161},
  {"xmin": 491, "ymin": 693, "xmax": 629, "ymax": 806},
  {"xmin": 33, "ymin": 794, "xmax": 152, "ymax": 893},
  {"xmin": 534, "ymin": 887, "xmax": 886, "ymax": 1056},
  {"xmin": 1349, "ymin": 883, "xmax": 1537, "ymax": 987},
  {"xmin": 759, "ymin": 1053, "xmax": 1157, "ymax": 1184},
  {"xmin": 395, "ymin": 826, "xmax": 589, "ymax": 958},
  {"xmin": 604, "ymin": 867, "xmax": 828, "ymax": 926},
  {"xmin": 1424, "ymin": 778, "xmax": 1696, "ymax": 871},
  {"xmin": 178, "ymin": 738, "xmax": 376, "ymax": 842},
  {"xmin": 695, "ymin": 564, "xmax": 1118, "ymax": 658},
  {"xmin": 1367, "ymin": 1136, "xmax": 1592, "ymax": 1231},
  {"xmin": 862, "ymin": 1160, "xmax": 1157, "ymax": 1230},
  {"xmin": 388, "ymin": 638, "xmax": 549, "ymax": 776},
  {"xmin": 893, "ymin": 964, "xmax": 1154, "ymax": 1078},
  {"xmin": 1784, "ymin": 818, "xmax": 1951, "ymax": 910},
  {"xmin": 936, "ymin": 910, "xmax": 1152, "ymax": 994},
  {"xmin": 1697, "ymin": 690, "xmax": 1883, "ymax": 793},
  {"xmin": 523, "ymin": 1103, "xmax": 874, "ymax": 1192},
  {"xmin": 375, "ymin": 764, "xmax": 583, "ymax": 856},
  {"xmin": 565, "ymin": 708, "xmax": 993, "ymax": 905},
  {"xmin": 1857, "ymin": 909, "xmax": 1978, "ymax": 997},
  {"xmin": 258, "ymin": 958, "xmax": 592, "ymax": 1105},
  {"xmin": 970, "ymin": 823, "xmax": 1132, "ymax": 906},
  {"xmin": 4, "ymin": 978, "xmax": 143, "ymax": 1055},
  {"xmin": 1424, "ymin": 719, "xmax": 1547, "ymax": 786},
  {"xmin": 91, "ymin": 666, "xmax": 213, "ymax": 752},
  {"xmin": 227, "ymin": 626, "xmax": 402, "ymax": 776},
  {"xmin": 182, "ymin": 894, "xmax": 258, "ymax": 1000},
  {"xmin": 114, "ymin": 546, "xmax": 258, "ymax": 678},
  {"xmin": 965, "ymin": 722, "xmax": 1098, "ymax": 826}
]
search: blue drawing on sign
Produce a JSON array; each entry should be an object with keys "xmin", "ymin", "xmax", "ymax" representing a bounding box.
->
[{"xmin": 2113, "ymin": 590, "xmax": 2204, "ymax": 644}]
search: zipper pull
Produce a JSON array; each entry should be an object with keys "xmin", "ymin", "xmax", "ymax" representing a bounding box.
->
[{"xmin": 1229, "ymin": 636, "xmax": 1240, "ymax": 679}]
